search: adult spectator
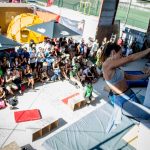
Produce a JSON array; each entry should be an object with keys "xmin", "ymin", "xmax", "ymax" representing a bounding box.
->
[
  {"xmin": 1, "ymin": 57, "xmax": 10, "ymax": 74},
  {"xmin": 23, "ymin": 47, "xmax": 30, "ymax": 62},
  {"xmin": 36, "ymin": 47, "xmax": 45, "ymax": 73},
  {"xmin": 12, "ymin": 68, "xmax": 22, "ymax": 94},
  {"xmin": 51, "ymin": 58, "xmax": 61, "ymax": 81},
  {"xmin": 24, "ymin": 64, "xmax": 34, "ymax": 89},
  {"xmin": 78, "ymin": 39, "xmax": 85, "ymax": 55},
  {"xmin": 5, "ymin": 69, "xmax": 18, "ymax": 96},
  {"xmin": 29, "ymin": 48, "xmax": 37, "ymax": 71},
  {"xmin": 96, "ymin": 47, "xmax": 103, "ymax": 69},
  {"xmin": 9, "ymin": 50, "xmax": 18, "ymax": 68},
  {"xmin": 90, "ymin": 39, "xmax": 98, "ymax": 57}
]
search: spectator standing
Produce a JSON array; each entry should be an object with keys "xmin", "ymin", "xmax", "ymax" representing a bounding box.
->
[{"xmin": 84, "ymin": 81, "xmax": 93, "ymax": 104}]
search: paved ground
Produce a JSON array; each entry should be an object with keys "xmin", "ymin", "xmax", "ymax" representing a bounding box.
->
[{"xmin": 0, "ymin": 59, "xmax": 148, "ymax": 149}]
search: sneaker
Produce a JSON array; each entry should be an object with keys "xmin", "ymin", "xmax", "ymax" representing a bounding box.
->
[
  {"xmin": 86, "ymin": 100, "xmax": 91, "ymax": 104},
  {"xmin": 19, "ymin": 90, "xmax": 23, "ymax": 95}
]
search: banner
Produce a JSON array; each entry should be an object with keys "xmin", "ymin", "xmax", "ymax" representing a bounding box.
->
[
  {"xmin": 47, "ymin": 0, "xmax": 54, "ymax": 7},
  {"xmin": 60, "ymin": 16, "xmax": 85, "ymax": 35}
]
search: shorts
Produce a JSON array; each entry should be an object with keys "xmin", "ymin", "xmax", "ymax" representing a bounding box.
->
[
  {"xmin": 26, "ymin": 74, "xmax": 33, "ymax": 78},
  {"xmin": 6, "ymin": 83, "xmax": 17, "ymax": 89}
]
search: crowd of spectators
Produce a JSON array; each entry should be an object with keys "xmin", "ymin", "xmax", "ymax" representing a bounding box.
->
[
  {"xmin": 0, "ymin": 37, "xmax": 102, "ymax": 108},
  {"xmin": 1, "ymin": 33, "xmax": 148, "ymax": 109}
]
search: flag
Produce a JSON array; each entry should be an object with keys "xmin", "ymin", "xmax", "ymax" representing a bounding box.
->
[{"xmin": 47, "ymin": 0, "xmax": 54, "ymax": 7}]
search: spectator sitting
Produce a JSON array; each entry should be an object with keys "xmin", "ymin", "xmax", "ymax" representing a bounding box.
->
[
  {"xmin": 5, "ymin": 69, "xmax": 18, "ymax": 96},
  {"xmin": 0, "ymin": 74, "xmax": 4, "ymax": 87},
  {"xmin": 51, "ymin": 58, "xmax": 61, "ymax": 81},
  {"xmin": 20, "ymin": 54, "xmax": 28, "ymax": 71},
  {"xmin": 13, "ymin": 57, "xmax": 22, "ymax": 80},
  {"xmin": 12, "ymin": 68, "xmax": 22, "ymax": 95},
  {"xmin": 39, "ymin": 68, "xmax": 49, "ymax": 84},
  {"xmin": 24, "ymin": 64, "xmax": 34, "ymax": 89},
  {"xmin": 0, "ymin": 86, "xmax": 6, "ymax": 107},
  {"xmin": 83, "ymin": 67, "xmax": 95, "ymax": 83},
  {"xmin": 9, "ymin": 50, "xmax": 18, "ymax": 67},
  {"xmin": 90, "ymin": 65, "xmax": 100, "ymax": 80}
]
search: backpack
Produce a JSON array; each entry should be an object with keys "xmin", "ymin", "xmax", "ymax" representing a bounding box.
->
[{"xmin": 8, "ymin": 98, "xmax": 18, "ymax": 107}]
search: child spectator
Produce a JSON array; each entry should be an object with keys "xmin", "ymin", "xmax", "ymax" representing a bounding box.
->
[{"xmin": 84, "ymin": 81, "xmax": 93, "ymax": 104}]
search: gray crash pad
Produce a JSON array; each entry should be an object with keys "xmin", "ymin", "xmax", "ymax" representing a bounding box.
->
[{"xmin": 43, "ymin": 103, "xmax": 135, "ymax": 150}]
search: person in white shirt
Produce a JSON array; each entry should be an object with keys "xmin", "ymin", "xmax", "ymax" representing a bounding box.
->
[
  {"xmin": 90, "ymin": 39, "xmax": 98, "ymax": 57},
  {"xmin": 30, "ymin": 48, "xmax": 37, "ymax": 70}
]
